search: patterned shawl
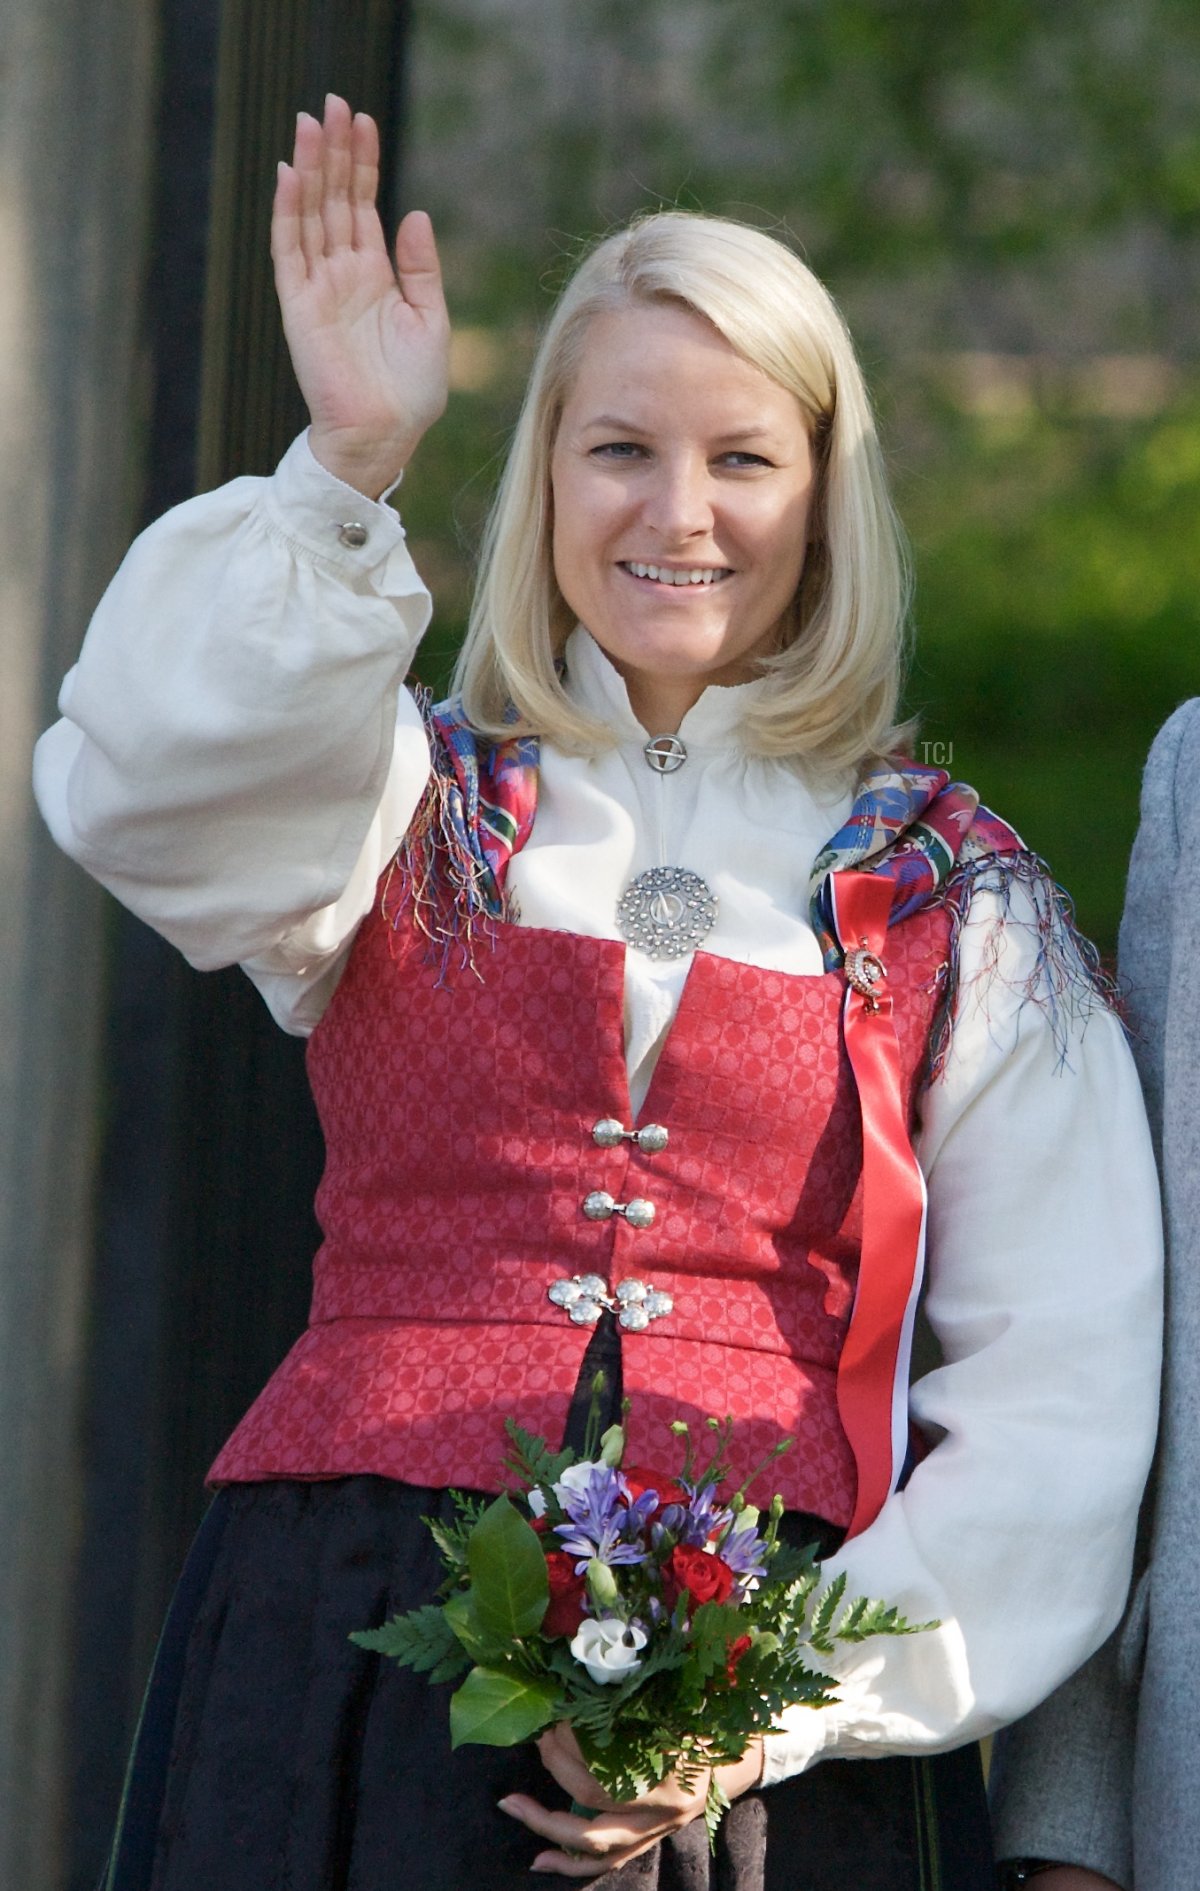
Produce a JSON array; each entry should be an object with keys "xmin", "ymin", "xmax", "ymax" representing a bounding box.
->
[{"xmin": 383, "ymin": 696, "xmax": 1112, "ymax": 1072}]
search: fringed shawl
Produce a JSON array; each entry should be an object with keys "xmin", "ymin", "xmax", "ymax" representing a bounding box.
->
[
  {"xmin": 381, "ymin": 694, "xmax": 1114, "ymax": 1073},
  {"xmin": 806, "ymin": 759, "xmax": 1115, "ymax": 1077}
]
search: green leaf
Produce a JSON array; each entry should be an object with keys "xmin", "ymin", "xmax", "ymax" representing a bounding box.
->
[
  {"xmin": 808, "ymin": 1571, "xmax": 847, "ymax": 1654},
  {"xmin": 428, "ymin": 1648, "xmax": 473, "ymax": 1685},
  {"xmin": 704, "ymin": 1774, "xmax": 732, "ymax": 1853},
  {"xmin": 503, "ymin": 1419, "xmax": 574, "ymax": 1493},
  {"xmin": 467, "ymin": 1495, "xmax": 550, "ymax": 1641},
  {"xmin": 764, "ymin": 1540, "xmax": 819, "ymax": 1590},
  {"xmin": 424, "ymin": 1493, "xmax": 489, "ymax": 1578},
  {"xmin": 350, "ymin": 1604, "xmax": 458, "ymax": 1673},
  {"xmin": 443, "ymin": 1589, "xmax": 508, "ymax": 1664},
  {"xmin": 684, "ymin": 1602, "xmax": 749, "ymax": 1685},
  {"xmin": 832, "ymin": 1596, "xmax": 938, "ymax": 1642},
  {"xmin": 448, "ymin": 1665, "xmax": 559, "ymax": 1749}
]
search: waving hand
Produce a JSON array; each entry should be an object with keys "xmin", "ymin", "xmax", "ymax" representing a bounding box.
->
[{"xmin": 272, "ymin": 94, "xmax": 450, "ymax": 498}]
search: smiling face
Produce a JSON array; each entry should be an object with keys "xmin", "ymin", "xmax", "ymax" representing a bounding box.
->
[{"xmin": 549, "ymin": 300, "xmax": 817, "ymax": 733}]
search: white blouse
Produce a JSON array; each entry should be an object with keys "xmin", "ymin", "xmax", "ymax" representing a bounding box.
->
[{"xmin": 33, "ymin": 431, "xmax": 1163, "ymax": 1787}]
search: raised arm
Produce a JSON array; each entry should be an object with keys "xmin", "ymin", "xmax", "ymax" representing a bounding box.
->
[{"xmin": 33, "ymin": 99, "xmax": 450, "ymax": 1028}]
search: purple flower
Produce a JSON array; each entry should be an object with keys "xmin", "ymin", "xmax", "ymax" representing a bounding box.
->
[
  {"xmin": 554, "ymin": 1464, "xmax": 648, "ymax": 1569},
  {"xmin": 675, "ymin": 1482, "xmax": 733, "ymax": 1547},
  {"xmin": 623, "ymin": 1489, "xmax": 661, "ymax": 1538},
  {"xmin": 719, "ymin": 1522, "xmax": 770, "ymax": 1585}
]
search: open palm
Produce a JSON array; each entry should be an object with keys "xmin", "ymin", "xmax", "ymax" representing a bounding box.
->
[{"xmin": 272, "ymin": 94, "xmax": 450, "ymax": 497}]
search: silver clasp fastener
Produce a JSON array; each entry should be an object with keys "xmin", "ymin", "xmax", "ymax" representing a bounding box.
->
[
  {"xmin": 582, "ymin": 1190, "xmax": 655, "ymax": 1228},
  {"xmin": 591, "ymin": 1118, "xmax": 669, "ymax": 1153},
  {"xmin": 643, "ymin": 733, "xmax": 687, "ymax": 775},
  {"xmin": 548, "ymin": 1274, "xmax": 674, "ymax": 1330}
]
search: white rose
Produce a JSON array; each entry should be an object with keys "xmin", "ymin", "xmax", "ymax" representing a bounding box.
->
[
  {"xmin": 569, "ymin": 1617, "xmax": 648, "ymax": 1685},
  {"xmin": 553, "ymin": 1461, "xmax": 604, "ymax": 1504}
]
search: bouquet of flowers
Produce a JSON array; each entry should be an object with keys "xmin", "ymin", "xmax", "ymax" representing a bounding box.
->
[{"xmin": 353, "ymin": 1391, "xmax": 929, "ymax": 1842}]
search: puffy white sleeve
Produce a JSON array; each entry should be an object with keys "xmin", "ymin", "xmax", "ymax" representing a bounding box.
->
[
  {"xmin": 32, "ymin": 431, "xmax": 435, "ymax": 1033},
  {"xmin": 759, "ymin": 877, "xmax": 1163, "ymax": 1785}
]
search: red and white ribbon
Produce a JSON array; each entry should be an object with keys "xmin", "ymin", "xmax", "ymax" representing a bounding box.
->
[{"xmin": 829, "ymin": 870, "xmax": 929, "ymax": 1540}]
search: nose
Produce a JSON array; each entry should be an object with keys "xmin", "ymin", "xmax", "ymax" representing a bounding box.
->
[{"xmin": 641, "ymin": 454, "xmax": 714, "ymax": 542}]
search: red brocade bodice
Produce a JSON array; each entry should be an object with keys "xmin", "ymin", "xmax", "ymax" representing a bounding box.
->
[{"xmin": 208, "ymin": 893, "xmax": 950, "ymax": 1524}]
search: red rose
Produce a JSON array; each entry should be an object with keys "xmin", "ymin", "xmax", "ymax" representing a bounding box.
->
[
  {"xmin": 542, "ymin": 1551, "xmax": 588, "ymax": 1638},
  {"xmin": 725, "ymin": 1634, "xmax": 753, "ymax": 1684},
  {"xmin": 662, "ymin": 1544, "xmax": 736, "ymax": 1614},
  {"xmin": 622, "ymin": 1466, "xmax": 690, "ymax": 1515}
]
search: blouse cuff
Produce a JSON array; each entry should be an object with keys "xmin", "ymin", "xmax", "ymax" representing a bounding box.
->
[
  {"xmin": 758, "ymin": 1705, "xmax": 835, "ymax": 1787},
  {"xmin": 260, "ymin": 431, "xmax": 416, "ymax": 592}
]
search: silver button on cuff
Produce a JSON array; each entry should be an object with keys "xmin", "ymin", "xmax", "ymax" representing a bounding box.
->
[
  {"xmin": 581, "ymin": 1191, "xmax": 655, "ymax": 1228},
  {"xmin": 337, "ymin": 520, "xmax": 369, "ymax": 549},
  {"xmin": 590, "ymin": 1118, "xmax": 669, "ymax": 1153}
]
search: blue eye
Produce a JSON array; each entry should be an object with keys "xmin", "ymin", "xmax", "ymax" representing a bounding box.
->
[
  {"xmin": 720, "ymin": 451, "xmax": 772, "ymax": 468},
  {"xmin": 591, "ymin": 441, "xmax": 645, "ymax": 460}
]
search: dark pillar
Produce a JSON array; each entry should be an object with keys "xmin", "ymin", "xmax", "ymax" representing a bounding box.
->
[
  {"xmin": 0, "ymin": 4, "xmax": 158, "ymax": 1886},
  {"xmin": 65, "ymin": 8, "xmax": 413, "ymax": 1886}
]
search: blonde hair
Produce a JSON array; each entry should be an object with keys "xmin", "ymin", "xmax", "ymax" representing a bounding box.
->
[{"xmin": 453, "ymin": 211, "xmax": 912, "ymax": 771}]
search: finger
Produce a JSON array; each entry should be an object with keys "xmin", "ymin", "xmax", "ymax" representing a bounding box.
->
[
  {"xmin": 270, "ymin": 162, "xmax": 306, "ymax": 296},
  {"xmin": 293, "ymin": 111, "xmax": 327, "ymax": 266},
  {"xmin": 349, "ymin": 110, "xmax": 385, "ymax": 256},
  {"xmin": 524, "ymin": 1806, "xmax": 680, "ymax": 1879},
  {"xmin": 539, "ymin": 1721, "xmax": 589, "ymax": 1769},
  {"xmin": 394, "ymin": 209, "xmax": 447, "ymax": 317},
  {"xmin": 531, "ymin": 1837, "xmax": 662, "ymax": 1880},
  {"xmin": 498, "ymin": 1793, "xmax": 668, "ymax": 1857},
  {"xmin": 534, "ymin": 1738, "xmax": 612, "ymax": 1811},
  {"xmin": 319, "ymin": 93, "xmax": 354, "ymax": 252}
]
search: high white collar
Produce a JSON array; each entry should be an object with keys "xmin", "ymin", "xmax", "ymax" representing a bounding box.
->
[{"xmin": 561, "ymin": 624, "xmax": 769, "ymax": 752}]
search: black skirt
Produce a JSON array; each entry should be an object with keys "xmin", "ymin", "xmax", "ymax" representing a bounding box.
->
[
  {"xmin": 102, "ymin": 1322, "xmax": 994, "ymax": 1891},
  {"xmin": 101, "ymin": 1474, "xmax": 994, "ymax": 1891}
]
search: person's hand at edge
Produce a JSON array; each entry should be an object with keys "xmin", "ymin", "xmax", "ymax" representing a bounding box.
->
[
  {"xmin": 497, "ymin": 1723, "xmax": 764, "ymax": 1878},
  {"xmin": 271, "ymin": 92, "xmax": 450, "ymax": 499}
]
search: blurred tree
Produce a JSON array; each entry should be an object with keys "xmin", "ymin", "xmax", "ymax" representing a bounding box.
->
[{"xmin": 400, "ymin": 0, "xmax": 1199, "ymax": 950}]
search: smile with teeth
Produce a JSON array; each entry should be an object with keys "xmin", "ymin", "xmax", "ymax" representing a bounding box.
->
[{"xmin": 621, "ymin": 561, "xmax": 733, "ymax": 587}]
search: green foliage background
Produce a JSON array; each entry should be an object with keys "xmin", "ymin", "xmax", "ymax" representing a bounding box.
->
[{"xmin": 402, "ymin": 0, "xmax": 1200, "ymax": 954}]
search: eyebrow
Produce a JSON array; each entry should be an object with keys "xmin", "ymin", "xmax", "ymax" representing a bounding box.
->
[
  {"xmin": 577, "ymin": 415, "xmax": 784, "ymax": 446},
  {"xmin": 577, "ymin": 415, "xmax": 648, "ymax": 433}
]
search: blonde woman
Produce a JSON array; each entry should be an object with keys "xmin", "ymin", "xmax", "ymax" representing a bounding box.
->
[{"xmin": 35, "ymin": 96, "xmax": 1160, "ymax": 1891}]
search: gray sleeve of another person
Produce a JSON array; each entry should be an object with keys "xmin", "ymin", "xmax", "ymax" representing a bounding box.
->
[{"xmin": 989, "ymin": 699, "xmax": 1197, "ymax": 1891}]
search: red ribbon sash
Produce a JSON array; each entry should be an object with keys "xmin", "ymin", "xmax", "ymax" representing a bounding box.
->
[{"xmin": 829, "ymin": 870, "xmax": 929, "ymax": 1539}]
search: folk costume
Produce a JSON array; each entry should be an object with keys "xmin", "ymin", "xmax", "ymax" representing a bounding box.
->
[{"xmin": 34, "ymin": 435, "xmax": 1162, "ymax": 1891}]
